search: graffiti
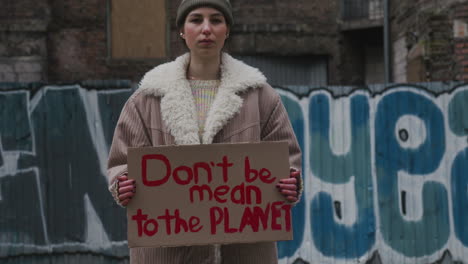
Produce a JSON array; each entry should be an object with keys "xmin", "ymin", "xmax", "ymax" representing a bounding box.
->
[
  {"xmin": 0, "ymin": 86, "xmax": 131, "ymax": 258},
  {"xmin": 375, "ymin": 91, "xmax": 449, "ymax": 258},
  {"xmin": 276, "ymin": 85, "xmax": 468, "ymax": 264},
  {"xmin": 0, "ymin": 83, "xmax": 467, "ymax": 263}
]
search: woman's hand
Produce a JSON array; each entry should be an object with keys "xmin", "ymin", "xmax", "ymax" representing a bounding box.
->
[
  {"xmin": 117, "ymin": 174, "xmax": 136, "ymax": 206},
  {"xmin": 276, "ymin": 170, "xmax": 300, "ymax": 203}
]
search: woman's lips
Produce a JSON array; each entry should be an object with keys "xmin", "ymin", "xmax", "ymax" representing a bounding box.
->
[{"xmin": 199, "ymin": 39, "xmax": 214, "ymax": 45}]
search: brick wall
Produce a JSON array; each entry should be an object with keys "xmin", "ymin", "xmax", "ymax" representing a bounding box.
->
[
  {"xmin": 454, "ymin": 1, "xmax": 468, "ymax": 81},
  {"xmin": 393, "ymin": 37, "xmax": 408, "ymax": 83},
  {"xmin": 169, "ymin": 0, "xmax": 343, "ymax": 84},
  {"xmin": 231, "ymin": 0, "xmax": 341, "ymax": 84},
  {"xmin": 46, "ymin": 0, "xmax": 158, "ymax": 82},
  {"xmin": 49, "ymin": 0, "xmax": 342, "ymax": 83},
  {"xmin": 0, "ymin": 57, "xmax": 45, "ymax": 82},
  {"xmin": 427, "ymin": 12, "xmax": 455, "ymax": 81},
  {"xmin": 391, "ymin": 0, "xmax": 467, "ymax": 82},
  {"xmin": 1, "ymin": 0, "xmax": 344, "ymax": 84},
  {"xmin": 4, "ymin": 0, "xmax": 466, "ymax": 84},
  {"xmin": 0, "ymin": 0, "xmax": 49, "ymax": 82}
]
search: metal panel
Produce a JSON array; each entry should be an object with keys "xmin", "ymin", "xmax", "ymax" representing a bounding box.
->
[
  {"xmin": 342, "ymin": 0, "xmax": 383, "ymax": 20},
  {"xmin": 365, "ymin": 45, "xmax": 385, "ymax": 84},
  {"xmin": 1, "ymin": 81, "xmax": 468, "ymax": 264},
  {"xmin": 1, "ymin": 255, "xmax": 129, "ymax": 264},
  {"xmin": 235, "ymin": 55, "xmax": 328, "ymax": 87}
]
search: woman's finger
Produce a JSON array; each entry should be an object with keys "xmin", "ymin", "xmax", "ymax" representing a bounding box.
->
[
  {"xmin": 279, "ymin": 178, "xmax": 297, "ymax": 185},
  {"xmin": 118, "ymin": 179, "xmax": 135, "ymax": 188},
  {"xmin": 276, "ymin": 183, "xmax": 297, "ymax": 190},
  {"xmin": 120, "ymin": 198, "xmax": 131, "ymax": 206},
  {"xmin": 290, "ymin": 171, "xmax": 300, "ymax": 178},
  {"xmin": 119, "ymin": 185, "xmax": 136, "ymax": 194},
  {"xmin": 117, "ymin": 175, "xmax": 128, "ymax": 181},
  {"xmin": 280, "ymin": 189, "xmax": 297, "ymax": 197},
  {"xmin": 286, "ymin": 196, "xmax": 298, "ymax": 203},
  {"xmin": 119, "ymin": 191, "xmax": 134, "ymax": 201}
]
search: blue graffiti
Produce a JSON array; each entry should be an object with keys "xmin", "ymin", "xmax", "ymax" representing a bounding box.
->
[
  {"xmin": 278, "ymin": 95, "xmax": 306, "ymax": 258},
  {"xmin": 0, "ymin": 92, "xmax": 44, "ymax": 245},
  {"xmin": 19, "ymin": 88, "xmax": 127, "ymax": 244},
  {"xmin": 2, "ymin": 84, "xmax": 468, "ymax": 263},
  {"xmin": 0, "ymin": 92, "xmax": 32, "ymax": 154},
  {"xmin": 0, "ymin": 87, "xmax": 131, "ymax": 257},
  {"xmin": 309, "ymin": 93, "xmax": 375, "ymax": 258},
  {"xmin": 449, "ymin": 89, "xmax": 468, "ymax": 247},
  {"xmin": 452, "ymin": 148, "xmax": 468, "ymax": 246},
  {"xmin": 448, "ymin": 90, "xmax": 468, "ymax": 137},
  {"xmin": 375, "ymin": 91, "xmax": 449, "ymax": 257}
]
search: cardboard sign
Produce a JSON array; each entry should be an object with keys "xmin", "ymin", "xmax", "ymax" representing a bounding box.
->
[{"xmin": 127, "ymin": 142, "xmax": 293, "ymax": 248}]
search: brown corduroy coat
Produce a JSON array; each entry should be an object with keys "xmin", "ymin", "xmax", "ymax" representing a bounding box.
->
[{"xmin": 107, "ymin": 53, "xmax": 302, "ymax": 264}]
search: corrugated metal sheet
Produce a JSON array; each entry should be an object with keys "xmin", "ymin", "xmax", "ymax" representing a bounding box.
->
[
  {"xmin": 1, "ymin": 81, "xmax": 468, "ymax": 264},
  {"xmin": 235, "ymin": 55, "xmax": 328, "ymax": 86},
  {"xmin": 1, "ymin": 254, "xmax": 128, "ymax": 264},
  {"xmin": 342, "ymin": 0, "xmax": 383, "ymax": 20}
]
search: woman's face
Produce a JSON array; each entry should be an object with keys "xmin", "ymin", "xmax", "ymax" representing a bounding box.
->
[{"xmin": 181, "ymin": 7, "xmax": 230, "ymax": 58}]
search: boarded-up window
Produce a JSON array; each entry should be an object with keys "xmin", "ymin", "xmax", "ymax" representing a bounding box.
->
[{"xmin": 110, "ymin": 0, "xmax": 166, "ymax": 59}]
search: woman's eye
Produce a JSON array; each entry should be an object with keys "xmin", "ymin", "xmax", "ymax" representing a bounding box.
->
[
  {"xmin": 190, "ymin": 18, "xmax": 202, "ymax": 23},
  {"xmin": 211, "ymin": 19, "xmax": 222, "ymax": 24}
]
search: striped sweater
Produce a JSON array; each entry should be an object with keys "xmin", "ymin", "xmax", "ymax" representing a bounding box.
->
[{"xmin": 189, "ymin": 79, "xmax": 220, "ymax": 139}]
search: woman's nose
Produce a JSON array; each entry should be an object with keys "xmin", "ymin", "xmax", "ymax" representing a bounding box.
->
[{"xmin": 202, "ymin": 21, "xmax": 212, "ymax": 35}]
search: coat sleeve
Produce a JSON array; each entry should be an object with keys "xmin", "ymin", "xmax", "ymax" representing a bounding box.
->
[
  {"xmin": 107, "ymin": 96, "xmax": 152, "ymax": 202},
  {"xmin": 259, "ymin": 85, "xmax": 303, "ymax": 203}
]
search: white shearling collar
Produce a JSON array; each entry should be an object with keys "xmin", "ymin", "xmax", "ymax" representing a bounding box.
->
[{"xmin": 138, "ymin": 52, "xmax": 267, "ymax": 145}]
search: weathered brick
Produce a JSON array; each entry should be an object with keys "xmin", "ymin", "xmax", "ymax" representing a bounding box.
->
[
  {"xmin": 456, "ymin": 4, "xmax": 468, "ymax": 12},
  {"xmin": 0, "ymin": 72, "xmax": 16, "ymax": 82},
  {"xmin": 17, "ymin": 72, "xmax": 42, "ymax": 82},
  {"xmin": 455, "ymin": 48, "xmax": 468, "ymax": 54},
  {"xmin": 0, "ymin": 63, "xmax": 14, "ymax": 73},
  {"xmin": 455, "ymin": 11, "xmax": 468, "ymax": 18},
  {"xmin": 4, "ymin": 0, "xmax": 464, "ymax": 84},
  {"xmin": 15, "ymin": 61, "xmax": 43, "ymax": 73}
]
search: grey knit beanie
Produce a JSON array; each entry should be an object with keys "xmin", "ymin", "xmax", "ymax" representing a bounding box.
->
[{"xmin": 176, "ymin": 0, "xmax": 233, "ymax": 28}]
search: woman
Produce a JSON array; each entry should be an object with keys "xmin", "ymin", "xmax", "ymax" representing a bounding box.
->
[{"xmin": 107, "ymin": 0, "xmax": 302, "ymax": 263}]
